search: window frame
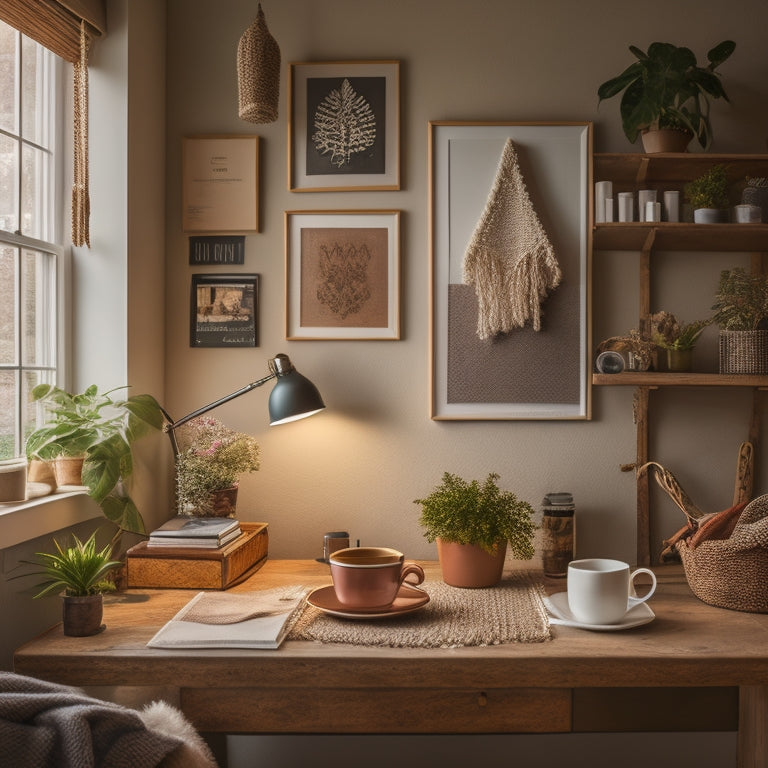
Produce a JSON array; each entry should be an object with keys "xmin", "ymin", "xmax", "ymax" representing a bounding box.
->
[{"xmin": 0, "ymin": 22, "xmax": 70, "ymax": 461}]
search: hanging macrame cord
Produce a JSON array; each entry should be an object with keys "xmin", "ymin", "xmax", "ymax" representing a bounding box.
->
[
  {"xmin": 463, "ymin": 138, "xmax": 561, "ymax": 340},
  {"xmin": 72, "ymin": 20, "xmax": 90, "ymax": 247}
]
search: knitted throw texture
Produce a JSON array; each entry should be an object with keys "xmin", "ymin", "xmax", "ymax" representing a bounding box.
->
[{"xmin": 463, "ymin": 138, "xmax": 561, "ymax": 339}]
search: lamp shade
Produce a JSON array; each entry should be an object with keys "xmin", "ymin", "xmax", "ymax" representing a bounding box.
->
[{"xmin": 268, "ymin": 366, "xmax": 325, "ymax": 425}]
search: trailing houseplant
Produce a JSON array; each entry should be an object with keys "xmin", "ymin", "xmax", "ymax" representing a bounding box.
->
[
  {"xmin": 684, "ymin": 164, "xmax": 731, "ymax": 222},
  {"xmin": 414, "ymin": 472, "xmax": 535, "ymax": 587},
  {"xmin": 597, "ymin": 40, "xmax": 735, "ymax": 152},
  {"xmin": 22, "ymin": 531, "xmax": 121, "ymax": 636},
  {"xmin": 25, "ymin": 384, "xmax": 164, "ymax": 534},
  {"xmin": 711, "ymin": 267, "xmax": 768, "ymax": 374},
  {"xmin": 174, "ymin": 417, "xmax": 260, "ymax": 517}
]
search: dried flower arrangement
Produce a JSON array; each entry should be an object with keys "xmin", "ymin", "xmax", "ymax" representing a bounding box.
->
[{"xmin": 174, "ymin": 417, "xmax": 260, "ymax": 516}]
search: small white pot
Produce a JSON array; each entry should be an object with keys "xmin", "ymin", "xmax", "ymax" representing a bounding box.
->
[{"xmin": 694, "ymin": 208, "xmax": 727, "ymax": 224}]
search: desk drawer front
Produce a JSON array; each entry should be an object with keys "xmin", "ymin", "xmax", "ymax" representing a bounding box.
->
[{"xmin": 184, "ymin": 687, "xmax": 572, "ymax": 734}]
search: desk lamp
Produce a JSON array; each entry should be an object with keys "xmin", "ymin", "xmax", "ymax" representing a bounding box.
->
[{"xmin": 162, "ymin": 353, "xmax": 325, "ymax": 455}]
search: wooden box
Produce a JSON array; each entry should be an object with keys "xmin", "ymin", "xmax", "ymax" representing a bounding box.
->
[{"xmin": 126, "ymin": 522, "xmax": 268, "ymax": 590}]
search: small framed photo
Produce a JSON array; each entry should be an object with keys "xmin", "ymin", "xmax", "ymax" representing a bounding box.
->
[
  {"xmin": 190, "ymin": 274, "xmax": 259, "ymax": 348},
  {"xmin": 285, "ymin": 210, "xmax": 400, "ymax": 340},
  {"xmin": 182, "ymin": 135, "xmax": 259, "ymax": 233},
  {"xmin": 289, "ymin": 61, "xmax": 400, "ymax": 192}
]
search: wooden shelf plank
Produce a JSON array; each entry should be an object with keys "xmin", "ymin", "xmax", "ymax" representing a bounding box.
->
[
  {"xmin": 593, "ymin": 372, "xmax": 768, "ymax": 387},
  {"xmin": 593, "ymin": 222, "xmax": 768, "ymax": 252}
]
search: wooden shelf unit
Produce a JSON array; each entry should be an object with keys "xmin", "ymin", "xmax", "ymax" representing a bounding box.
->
[{"xmin": 593, "ymin": 152, "xmax": 768, "ymax": 566}]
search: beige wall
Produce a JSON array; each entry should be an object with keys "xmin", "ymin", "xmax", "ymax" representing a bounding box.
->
[{"xmin": 162, "ymin": 0, "xmax": 768, "ymax": 567}]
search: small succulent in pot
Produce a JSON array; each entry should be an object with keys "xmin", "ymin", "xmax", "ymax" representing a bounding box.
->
[{"xmin": 684, "ymin": 165, "xmax": 731, "ymax": 211}]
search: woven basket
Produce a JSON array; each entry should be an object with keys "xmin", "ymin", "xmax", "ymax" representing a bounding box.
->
[
  {"xmin": 237, "ymin": 3, "xmax": 280, "ymax": 124},
  {"xmin": 646, "ymin": 457, "xmax": 768, "ymax": 613},
  {"xmin": 719, "ymin": 329, "xmax": 768, "ymax": 374}
]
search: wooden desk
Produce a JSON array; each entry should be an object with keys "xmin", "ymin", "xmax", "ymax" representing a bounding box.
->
[{"xmin": 13, "ymin": 561, "xmax": 768, "ymax": 767}]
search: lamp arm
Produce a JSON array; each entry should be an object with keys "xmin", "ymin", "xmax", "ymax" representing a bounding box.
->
[{"xmin": 162, "ymin": 372, "xmax": 277, "ymax": 457}]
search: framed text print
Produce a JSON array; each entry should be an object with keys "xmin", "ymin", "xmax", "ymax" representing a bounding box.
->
[
  {"xmin": 289, "ymin": 61, "xmax": 400, "ymax": 192},
  {"xmin": 429, "ymin": 121, "xmax": 592, "ymax": 420},
  {"xmin": 182, "ymin": 135, "xmax": 259, "ymax": 233},
  {"xmin": 285, "ymin": 210, "xmax": 400, "ymax": 340}
]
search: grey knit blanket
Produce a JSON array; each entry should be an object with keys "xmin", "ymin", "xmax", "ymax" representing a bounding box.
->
[{"xmin": 0, "ymin": 672, "xmax": 182, "ymax": 768}]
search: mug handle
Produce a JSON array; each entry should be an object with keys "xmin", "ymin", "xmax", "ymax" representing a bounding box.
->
[
  {"xmin": 400, "ymin": 562, "xmax": 425, "ymax": 588},
  {"xmin": 628, "ymin": 567, "xmax": 657, "ymax": 608}
]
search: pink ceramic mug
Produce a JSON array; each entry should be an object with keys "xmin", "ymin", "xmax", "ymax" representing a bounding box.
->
[{"xmin": 329, "ymin": 547, "xmax": 425, "ymax": 610}]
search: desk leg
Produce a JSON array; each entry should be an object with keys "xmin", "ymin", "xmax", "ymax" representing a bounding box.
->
[{"xmin": 739, "ymin": 686, "xmax": 768, "ymax": 768}]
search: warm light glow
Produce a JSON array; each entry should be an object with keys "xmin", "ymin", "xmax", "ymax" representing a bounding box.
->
[{"xmin": 269, "ymin": 407, "xmax": 325, "ymax": 427}]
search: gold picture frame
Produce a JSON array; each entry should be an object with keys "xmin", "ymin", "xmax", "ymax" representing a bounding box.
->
[
  {"xmin": 285, "ymin": 210, "xmax": 400, "ymax": 340},
  {"xmin": 288, "ymin": 61, "xmax": 400, "ymax": 192}
]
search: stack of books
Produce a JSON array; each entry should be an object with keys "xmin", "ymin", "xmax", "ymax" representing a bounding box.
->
[{"xmin": 147, "ymin": 516, "xmax": 242, "ymax": 549}]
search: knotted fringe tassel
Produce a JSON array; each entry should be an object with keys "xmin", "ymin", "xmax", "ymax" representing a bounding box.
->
[
  {"xmin": 463, "ymin": 138, "xmax": 560, "ymax": 340},
  {"xmin": 72, "ymin": 20, "xmax": 90, "ymax": 248}
]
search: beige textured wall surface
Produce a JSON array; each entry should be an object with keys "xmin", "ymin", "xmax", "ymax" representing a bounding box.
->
[{"xmin": 163, "ymin": 0, "xmax": 768, "ymax": 564}]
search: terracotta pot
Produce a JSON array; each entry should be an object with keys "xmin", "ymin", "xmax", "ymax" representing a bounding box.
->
[
  {"xmin": 62, "ymin": 594, "xmax": 104, "ymax": 637},
  {"xmin": 27, "ymin": 458, "xmax": 57, "ymax": 487},
  {"xmin": 208, "ymin": 484, "xmax": 238, "ymax": 517},
  {"xmin": 436, "ymin": 538, "xmax": 507, "ymax": 588},
  {"xmin": 52, "ymin": 456, "xmax": 85, "ymax": 486},
  {"xmin": 640, "ymin": 128, "xmax": 692, "ymax": 154}
]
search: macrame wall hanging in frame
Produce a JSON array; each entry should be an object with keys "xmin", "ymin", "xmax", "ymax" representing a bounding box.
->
[{"xmin": 429, "ymin": 121, "xmax": 592, "ymax": 421}]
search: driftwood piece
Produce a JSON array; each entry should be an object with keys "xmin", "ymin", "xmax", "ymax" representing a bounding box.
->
[
  {"xmin": 637, "ymin": 461, "xmax": 704, "ymax": 525},
  {"xmin": 733, "ymin": 441, "xmax": 754, "ymax": 506}
]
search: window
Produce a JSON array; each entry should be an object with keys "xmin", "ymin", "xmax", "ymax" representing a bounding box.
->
[{"xmin": 0, "ymin": 20, "xmax": 66, "ymax": 460}]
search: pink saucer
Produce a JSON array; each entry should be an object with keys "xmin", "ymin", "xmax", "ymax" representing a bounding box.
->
[{"xmin": 306, "ymin": 583, "xmax": 429, "ymax": 619}]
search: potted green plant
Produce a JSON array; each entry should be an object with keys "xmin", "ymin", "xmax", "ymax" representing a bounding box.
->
[
  {"xmin": 174, "ymin": 417, "xmax": 260, "ymax": 517},
  {"xmin": 23, "ymin": 531, "xmax": 121, "ymax": 636},
  {"xmin": 597, "ymin": 40, "xmax": 735, "ymax": 153},
  {"xmin": 650, "ymin": 311, "xmax": 711, "ymax": 371},
  {"xmin": 25, "ymin": 384, "xmax": 164, "ymax": 534},
  {"xmin": 684, "ymin": 164, "xmax": 731, "ymax": 222},
  {"xmin": 414, "ymin": 472, "xmax": 535, "ymax": 587},
  {"xmin": 712, "ymin": 267, "xmax": 768, "ymax": 374}
]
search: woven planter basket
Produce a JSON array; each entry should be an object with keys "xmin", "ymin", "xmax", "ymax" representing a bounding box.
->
[
  {"xmin": 237, "ymin": 3, "xmax": 280, "ymax": 123},
  {"xmin": 647, "ymin": 460, "xmax": 768, "ymax": 613},
  {"xmin": 719, "ymin": 329, "xmax": 768, "ymax": 374}
]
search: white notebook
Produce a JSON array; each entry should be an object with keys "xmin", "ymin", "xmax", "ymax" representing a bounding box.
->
[{"xmin": 147, "ymin": 587, "xmax": 307, "ymax": 650}]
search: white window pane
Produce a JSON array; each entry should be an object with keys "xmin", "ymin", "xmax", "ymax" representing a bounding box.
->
[
  {"xmin": 0, "ymin": 133, "xmax": 19, "ymax": 232},
  {"xmin": 21, "ymin": 143, "xmax": 52, "ymax": 240},
  {"xmin": 0, "ymin": 245, "xmax": 18, "ymax": 364},
  {"xmin": 0, "ymin": 370, "xmax": 17, "ymax": 459},
  {"xmin": 22, "ymin": 367, "xmax": 51, "ymax": 453},
  {"xmin": 21, "ymin": 248, "xmax": 56, "ymax": 367},
  {"xmin": 21, "ymin": 35, "xmax": 53, "ymax": 148},
  {"xmin": 0, "ymin": 23, "xmax": 18, "ymax": 135}
]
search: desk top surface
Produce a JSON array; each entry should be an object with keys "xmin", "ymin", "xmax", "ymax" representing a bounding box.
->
[{"xmin": 14, "ymin": 560, "xmax": 768, "ymax": 690}]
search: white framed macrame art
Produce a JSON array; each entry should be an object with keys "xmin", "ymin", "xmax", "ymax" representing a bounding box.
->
[{"xmin": 429, "ymin": 121, "xmax": 592, "ymax": 420}]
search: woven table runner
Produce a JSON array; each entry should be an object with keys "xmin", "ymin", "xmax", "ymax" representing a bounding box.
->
[{"xmin": 289, "ymin": 570, "xmax": 551, "ymax": 648}]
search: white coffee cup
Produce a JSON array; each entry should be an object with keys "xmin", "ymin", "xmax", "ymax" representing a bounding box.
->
[{"xmin": 567, "ymin": 558, "xmax": 657, "ymax": 625}]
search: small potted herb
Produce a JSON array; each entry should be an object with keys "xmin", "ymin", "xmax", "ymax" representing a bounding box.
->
[
  {"xmin": 414, "ymin": 472, "xmax": 535, "ymax": 587},
  {"xmin": 23, "ymin": 531, "xmax": 121, "ymax": 636},
  {"xmin": 684, "ymin": 165, "xmax": 731, "ymax": 223}
]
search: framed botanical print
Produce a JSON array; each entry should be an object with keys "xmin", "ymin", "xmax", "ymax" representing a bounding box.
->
[
  {"xmin": 288, "ymin": 61, "xmax": 400, "ymax": 192},
  {"xmin": 429, "ymin": 121, "xmax": 593, "ymax": 420},
  {"xmin": 285, "ymin": 210, "xmax": 400, "ymax": 340},
  {"xmin": 190, "ymin": 273, "xmax": 259, "ymax": 348}
]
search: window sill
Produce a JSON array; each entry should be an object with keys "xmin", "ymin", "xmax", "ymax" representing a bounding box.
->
[{"xmin": 0, "ymin": 490, "xmax": 102, "ymax": 549}]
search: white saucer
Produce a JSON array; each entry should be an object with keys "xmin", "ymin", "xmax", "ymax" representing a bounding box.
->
[
  {"xmin": 306, "ymin": 583, "xmax": 430, "ymax": 620},
  {"xmin": 544, "ymin": 591, "xmax": 655, "ymax": 631}
]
